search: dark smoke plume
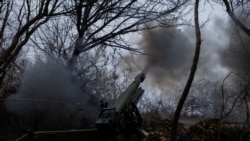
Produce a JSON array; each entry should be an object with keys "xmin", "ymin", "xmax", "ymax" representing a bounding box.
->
[
  {"xmin": 5, "ymin": 59, "xmax": 98, "ymax": 129},
  {"xmin": 217, "ymin": 9, "xmax": 250, "ymax": 73},
  {"xmin": 119, "ymin": 13, "xmax": 250, "ymax": 118},
  {"xmin": 139, "ymin": 28, "xmax": 194, "ymax": 89},
  {"xmin": 218, "ymin": 30, "xmax": 250, "ymax": 72}
]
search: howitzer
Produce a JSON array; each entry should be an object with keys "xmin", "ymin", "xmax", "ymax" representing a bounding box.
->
[{"xmin": 15, "ymin": 73, "xmax": 147, "ymax": 141}]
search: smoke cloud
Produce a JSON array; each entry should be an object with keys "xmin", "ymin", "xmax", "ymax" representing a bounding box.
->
[
  {"xmin": 218, "ymin": 19, "xmax": 250, "ymax": 73},
  {"xmin": 137, "ymin": 16, "xmax": 242, "ymax": 92},
  {"xmin": 119, "ymin": 10, "xmax": 250, "ymax": 118},
  {"xmin": 5, "ymin": 59, "xmax": 98, "ymax": 129},
  {"xmin": 121, "ymin": 17, "xmax": 230, "ymax": 96},
  {"xmin": 139, "ymin": 27, "xmax": 194, "ymax": 90}
]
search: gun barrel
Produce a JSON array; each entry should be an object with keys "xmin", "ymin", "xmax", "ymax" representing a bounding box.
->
[
  {"xmin": 114, "ymin": 73, "xmax": 145, "ymax": 113},
  {"xmin": 95, "ymin": 73, "xmax": 145, "ymax": 132}
]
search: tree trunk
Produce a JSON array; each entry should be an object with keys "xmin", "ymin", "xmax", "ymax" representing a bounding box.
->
[{"xmin": 170, "ymin": 0, "xmax": 201, "ymax": 140}]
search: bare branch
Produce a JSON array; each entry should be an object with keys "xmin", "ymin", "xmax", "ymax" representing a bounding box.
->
[
  {"xmin": 223, "ymin": 0, "xmax": 250, "ymax": 36},
  {"xmin": 68, "ymin": 0, "xmax": 189, "ymax": 66},
  {"xmin": 0, "ymin": 1, "xmax": 72, "ymax": 85}
]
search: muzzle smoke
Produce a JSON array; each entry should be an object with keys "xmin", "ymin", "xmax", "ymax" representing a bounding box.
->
[
  {"xmin": 139, "ymin": 28, "xmax": 194, "ymax": 89},
  {"xmin": 5, "ymin": 59, "xmax": 98, "ymax": 129}
]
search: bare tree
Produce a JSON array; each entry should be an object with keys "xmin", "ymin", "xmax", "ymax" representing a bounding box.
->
[
  {"xmin": 221, "ymin": 0, "xmax": 250, "ymax": 36},
  {"xmin": 0, "ymin": 0, "xmax": 72, "ymax": 86},
  {"xmin": 171, "ymin": 0, "xmax": 202, "ymax": 140},
  {"xmin": 30, "ymin": 16, "xmax": 75, "ymax": 62},
  {"xmin": 29, "ymin": 16, "xmax": 124, "ymax": 104},
  {"xmin": 0, "ymin": 0, "xmax": 189, "ymax": 91},
  {"xmin": 181, "ymin": 80, "xmax": 218, "ymax": 117},
  {"xmin": 220, "ymin": 72, "xmax": 250, "ymax": 123},
  {"xmin": 24, "ymin": 0, "xmax": 190, "ymax": 104},
  {"xmin": 68, "ymin": 0, "xmax": 189, "ymax": 67}
]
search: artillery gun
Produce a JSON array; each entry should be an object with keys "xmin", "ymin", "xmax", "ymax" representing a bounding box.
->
[{"xmin": 15, "ymin": 73, "xmax": 147, "ymax": 141}]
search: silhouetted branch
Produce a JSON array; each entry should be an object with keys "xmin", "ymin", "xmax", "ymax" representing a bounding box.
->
[{"xmin": 223, "ymin": 0, "xmax": 250, "ymax": 36}]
